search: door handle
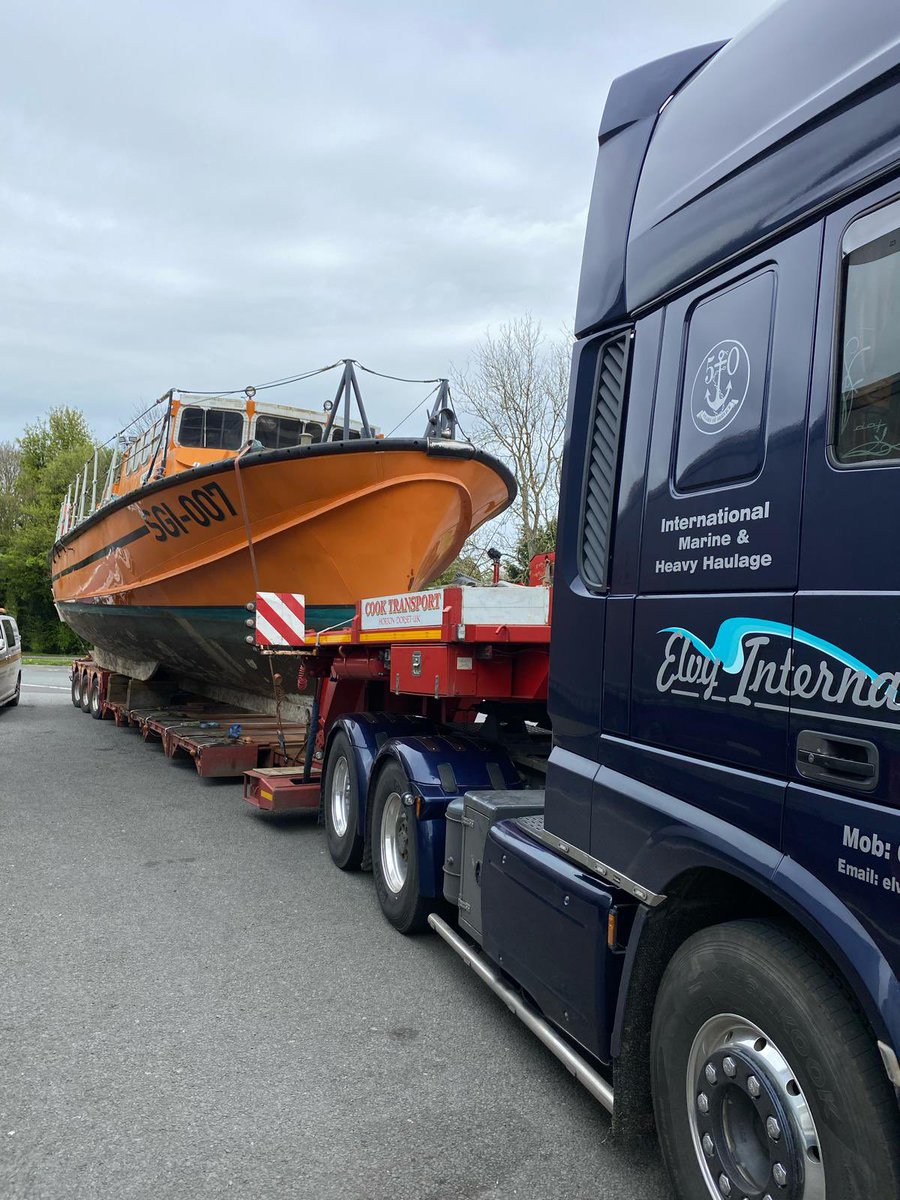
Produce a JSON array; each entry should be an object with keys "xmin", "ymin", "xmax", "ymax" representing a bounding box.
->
[
  {"xmin": 801, "ymin": 751, "xmax": 874, "ymax": 779},
  {"xmin": 796, "ymin": 730, "xmax": 878, "ymax": 790}
]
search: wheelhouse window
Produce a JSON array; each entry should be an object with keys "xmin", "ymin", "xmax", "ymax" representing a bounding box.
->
[
  {"xmin": 836, "ymin": 201, "xmax": 900, "ymax": 464},
  {"xmin": 253, "ymin": 415, "xmax": 304, "ymax": 449},
  {"xmin": 252, "ymin": 415, "xmax": 332, "ymax": 448},
  {"xmin": 178, "ymin": 406, "xmax": 244, "ymax": 450}
]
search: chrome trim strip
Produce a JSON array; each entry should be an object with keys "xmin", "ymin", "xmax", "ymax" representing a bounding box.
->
[{"xmin": 528, "ymin": 822, "xmax": 666, "ymax": 907}]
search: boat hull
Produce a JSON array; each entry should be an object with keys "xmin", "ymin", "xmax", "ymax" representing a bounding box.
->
[{"xmin": 51, "ymin": 439, "xmax": 514, "ymax": 696}]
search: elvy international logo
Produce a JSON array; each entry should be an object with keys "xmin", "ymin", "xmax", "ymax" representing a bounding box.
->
[{"xmin": 657, "ymin": 617, "xmax": 900, "ymax": 712}]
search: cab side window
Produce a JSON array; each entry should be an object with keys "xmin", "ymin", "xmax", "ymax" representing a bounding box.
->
[
  {"xmin": 1, "ymin": 618, "xmax": 16, "ymax": 649},
  {"xmin": 674, "ymin": 270, "xmax": 775, "ymax": 491},
  {"xmin": 835, "ymin": 200, "xmax": 900, "ymax": 464}
]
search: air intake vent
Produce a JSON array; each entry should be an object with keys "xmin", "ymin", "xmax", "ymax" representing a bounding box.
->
[{"xmin": 579, "ymin": 331, "xmax": 631, "ymax": 590}]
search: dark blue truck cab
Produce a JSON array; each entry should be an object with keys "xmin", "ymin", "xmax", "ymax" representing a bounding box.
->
[{"xmin": 322, "ymin": 2, "xmax": 900, "ymax": 1195}]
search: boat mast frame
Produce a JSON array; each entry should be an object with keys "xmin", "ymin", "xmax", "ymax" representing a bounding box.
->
[{"xmin": 322, "ymin": 359, "xmax": 375, "ymax": 441}]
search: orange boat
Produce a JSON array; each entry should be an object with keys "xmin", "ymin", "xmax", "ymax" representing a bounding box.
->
[{"xmin": 51, "ymin": 363, "xmax": 515, "ymax": 697}]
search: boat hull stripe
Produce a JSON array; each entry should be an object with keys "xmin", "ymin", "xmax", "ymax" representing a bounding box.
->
[{"xmin": 51, "ymin": 525, "xmax": 151, "ymax": 583}]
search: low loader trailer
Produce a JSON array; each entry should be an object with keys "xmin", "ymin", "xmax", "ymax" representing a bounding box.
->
[{"xmin": 69, "ymin": 659, "xmax": 310, "ymax": 777}]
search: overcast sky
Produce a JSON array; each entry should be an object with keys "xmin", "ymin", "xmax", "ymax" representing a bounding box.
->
[{"xmin": 1, "ymin": 0, "xmax": 772, "ymax": 445}]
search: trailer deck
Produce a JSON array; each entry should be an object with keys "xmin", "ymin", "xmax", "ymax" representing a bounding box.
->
[{"xmin": 70, "ymin": 663, "xmax": 311, "ymax": 778}]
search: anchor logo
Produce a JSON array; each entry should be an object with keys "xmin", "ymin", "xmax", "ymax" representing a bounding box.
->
[{"xmin": 690, "ymin": 339, "xmax": 750, "ymax": 435}]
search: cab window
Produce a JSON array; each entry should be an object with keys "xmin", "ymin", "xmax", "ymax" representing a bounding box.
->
[
  {"xmin": 1, "ymin": 618, "xmax": 17, "ymax": 649},
  {"xmin": 835, "ymin": 199, "xmax": 900, "ymax": 464},
  {"xmin": 178, "ymin": 407, "xmax": 244, "ymax": 450},
  {"xmin": 674, "ymin": 270, "xmax": 775, "ymax": 491}
]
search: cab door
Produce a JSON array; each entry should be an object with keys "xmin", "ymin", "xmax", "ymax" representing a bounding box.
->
[
  {"xmin": 592, "ymin": 224, "xmax": 822, "ymax": 879},
  {"xmin": 785, "ymin": 185, "xmax": 900, "ymax": 975}
]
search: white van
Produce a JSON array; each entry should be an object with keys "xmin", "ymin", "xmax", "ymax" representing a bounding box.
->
[{"xmin": 0, "ymin": 611, "xmax": 21, "ymax": 707}]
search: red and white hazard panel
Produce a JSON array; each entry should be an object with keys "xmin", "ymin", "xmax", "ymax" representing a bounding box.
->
[{"xmin": 254, "ymin": 592, "xmax": 306, "ymax": 647}]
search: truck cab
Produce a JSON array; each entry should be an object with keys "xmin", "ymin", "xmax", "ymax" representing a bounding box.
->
[{"xmin": 419, "ymin": 2, "xmax": 900, "ymax": 1195}]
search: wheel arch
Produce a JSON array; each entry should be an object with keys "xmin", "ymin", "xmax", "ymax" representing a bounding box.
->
[
  {"xmin": 611, "ymin": 863, "xmax": 900, "ymax": 1137},
  {"xmin": 366, "ymin": 730, "xmax": 523, "ymax": 896},
  {"xmin": 323, "ymin": 712, "xmax": 437, "ymax": 865}
]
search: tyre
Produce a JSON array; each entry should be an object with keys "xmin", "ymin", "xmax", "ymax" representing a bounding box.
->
[
  {"xmin": 79, "ymin": 672, "xmax": 92, "ymax": 712},
  {"xmin": 650, "ymin": 918, "xmax": 900, "ymax": 1200},
  {"xmin": 6, "ymin": 673, "xmax": 20, "ymax": 707},
  {"xmin": 323, "ymin": 731, "xmax": 364, "ymax": 870},
  {"xmin": 371, "ymin": 760, "xmax": 431, "ymax": 934},
  {"xmin": 89, "ymin": 677, "xmax": 103, "ymax": 719},
  {"xmin": 71, "ymin": 669, "xmax": 82, "ymax": 707}
]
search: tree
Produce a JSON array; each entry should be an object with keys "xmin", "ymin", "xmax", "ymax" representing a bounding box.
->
[
  {"xmin": 0, "ymin": 408, "xmax": 97, "ymax": 652},
  {"xmin": 507, "ymin": 515, "xmax": 557, "ymax": 584},
  {"xmin": 453, "ymin": 315, "xmax": 567, "ymax": 564},
  {"xmin": 0, "ymin": 442, "xmax": 22, "ymax": 547},
  {"xmin": 430, "ymin": 552, "xmax": 488, "ymax": 587}
]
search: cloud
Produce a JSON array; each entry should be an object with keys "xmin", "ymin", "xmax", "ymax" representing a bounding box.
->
[{"xmin": 0, "ymin": 0, "xmax": 772, "ymax": 443}]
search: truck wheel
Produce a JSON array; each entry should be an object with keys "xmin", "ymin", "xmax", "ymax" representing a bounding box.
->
[
  {"xmin": 71, "ymin": 670, "xmax": 82, "ymax": 707},
  {"xmin": 6, "ymin": 673, "xmax": 20, "ymax": 707},
  {"xmin": 89, "ymin": 677, "xmax": 103, "ymax": 719},
  {"xmin": 371, "ymin": 761, "xmax": 430, "ymax": 935},
  {"xmin": 651, "ymin": 918, "xmax": 900, "ymax": 1200},
  {"xmin": 323, "ymin": 731, "xmax": 363, "ymax": 870},
  {"xmin": 80, "ymin": 672, "xmax": 92, "ymax": 712}
]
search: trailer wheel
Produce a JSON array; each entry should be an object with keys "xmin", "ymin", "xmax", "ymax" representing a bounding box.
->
[
  {"xmin": 371, "ymin": 761, "xmax": 430, "ymax": 935},
  {"xmin": 71, "ymin": 670, "xmax": 82, "ymax": 707},
  {"xmin": 651, "ymin": 918, "xmax": 900, "ymax": 1200},
  {"xmin": 89, "ymin": 677, "xmax": 103, "ymax": 719},
  {"xmin": 323, "ymin": 731, "xmax": 364, "ymax": 870},
  {"xmin": 80, "ymin": 672, "xmax": 92, "ymax": 712}
]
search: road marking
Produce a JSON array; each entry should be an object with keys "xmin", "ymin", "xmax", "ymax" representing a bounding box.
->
[{"xmin": 22, "ymin": 684, "xmax": 69, "ymax": 691}]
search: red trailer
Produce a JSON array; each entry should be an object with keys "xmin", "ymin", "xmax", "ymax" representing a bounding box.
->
[
  {"xmin": 68, "ymin": 569, "xmax": 553, "ymax": 796},
  {"xmin": 242, "ymin": 575, "xmax": 553, "ymax": 815}
]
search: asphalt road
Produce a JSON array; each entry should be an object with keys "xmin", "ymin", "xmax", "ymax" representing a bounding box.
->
[{"xmin": 1, "ymin": 666, "xmax": 673, "ymax": 1200}]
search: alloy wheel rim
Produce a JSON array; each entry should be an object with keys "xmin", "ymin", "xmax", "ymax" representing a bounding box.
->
[
  {"xmin": 330, "ymin": 756, "xmax": 351, "ymax": 838},
  {"xmin": 380, "ymin": 791, "xmax": 409, "ymax": 895},
  {"xmin": 687, "ymin": 1013, "xmax": 825, "ymax": 1200}
]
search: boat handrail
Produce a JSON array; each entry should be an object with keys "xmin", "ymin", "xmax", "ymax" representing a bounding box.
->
[{"xmin": 54, "ymin": 359, "xmax": 466, "ymax": 541}]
